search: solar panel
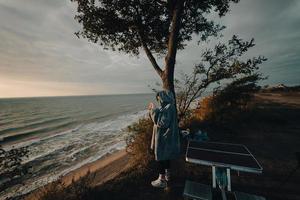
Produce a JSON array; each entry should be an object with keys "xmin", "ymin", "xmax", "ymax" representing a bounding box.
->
[{"xmin": 186, "ymin": 141, "xmax": 263, "ymax": 173}]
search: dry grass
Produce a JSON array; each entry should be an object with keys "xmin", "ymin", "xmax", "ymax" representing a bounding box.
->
[
  {"xmin": 125, "ymin": 117, "xmax": 154, "ymax": 170},
  {"xmin": 193, "ymin": 96, "xmax": 215, "ymax": 121},
  {"xmin": 33, "ymin": 172, "xmax": 95, "ymax": 200}
]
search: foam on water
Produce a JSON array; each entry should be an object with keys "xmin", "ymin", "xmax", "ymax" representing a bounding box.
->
[{"xmin": 0, "ymin": 109, "xmax": 148, "ymax": 200}]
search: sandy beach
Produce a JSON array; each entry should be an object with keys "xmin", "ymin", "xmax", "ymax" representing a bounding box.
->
[
  {"xmin": 26, "ymin": 149, "xmax": 130, "ymax": 200},
  {"xmin": 62, "ymin": 150, "xmax": 129, "ymax": 186}
]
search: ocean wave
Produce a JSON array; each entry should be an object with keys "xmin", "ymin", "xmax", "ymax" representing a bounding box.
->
[
  {"xmin": 3, "ymin": 125, "xmax": 82, "ymax": 150},
  {"xmin": 0, "ymin": 116, "xmax": 70, "ymax": 135},
  {"xmin": 0, "ymin": 121, "xmax": 76, "ymax": 146},
  {"xmin": 0, "ymin": 108, "xmax": 84, "ymax": 132},
  {"xmin": 0, "ymin": 109, "xmax": 148, "ymax": 200},
  {"xmin": 0, "ymin": 141, "xmax": 127, "ymax": 200}
]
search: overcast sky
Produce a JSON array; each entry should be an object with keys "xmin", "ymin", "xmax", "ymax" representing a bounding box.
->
[{"xmin": 0, "ymin": 0, "xmax": 299, "ymax": 98}]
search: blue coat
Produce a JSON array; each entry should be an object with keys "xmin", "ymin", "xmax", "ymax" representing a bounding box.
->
[{"xmin": 150, "ymin": 90, "xmax": 181, "ymax": 161}]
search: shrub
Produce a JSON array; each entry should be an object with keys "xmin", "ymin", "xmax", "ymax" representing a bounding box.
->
[
  {"xmin": 125, "ymin": 117, "xmax": 154, "ymax": 170},
  {"xmin": 35, "ymin": 172, "xmax": 95, "ymax": 200},
  {"xmin": 193, "ymin": 96, "xmax": 215, "ymax": 122},
  {"xmin": 194, "ymin": 74, "xmax": 261, "ymax": 123}
]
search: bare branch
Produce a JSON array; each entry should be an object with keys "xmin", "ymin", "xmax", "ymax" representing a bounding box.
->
[
  {"xmin": 175, "ymin": 36, "xmax": 266, "ymax": 122},
  {"xmin": 133, "ymin": 3, "xmax": 164, "ymax": 77},
  {"xmin": 156, "ymin": 0, "xmax": 167, "ymax": 6},
  {"xmin": 139, "ymin": 34, "xmax": 164, "ymax": 77}
]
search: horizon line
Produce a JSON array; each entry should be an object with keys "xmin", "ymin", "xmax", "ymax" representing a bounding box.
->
[
  {"xmin": 0, "ymin": 92, "xmax": 154, "ymax": 100},
  {"xmin": 1, "ymin": 83, "xmax": 298, "ymax": 100}
]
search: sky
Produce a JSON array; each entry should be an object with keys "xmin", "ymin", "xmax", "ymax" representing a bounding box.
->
[{"xmin": 0, "ymin": 0, "xmax": 299, "ymax": 98}]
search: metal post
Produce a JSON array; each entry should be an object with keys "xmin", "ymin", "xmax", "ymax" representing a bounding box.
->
[
  {"xmin": 221, "ymin": 189, "xmax": 227, "ymax": 200},
  {"xmin": 227, "ymin": 168, "xmax": 231, "ymax": 191},
  {"xmin": 212, "ymin": 166, "xmax": 216, "ymax": 188}
]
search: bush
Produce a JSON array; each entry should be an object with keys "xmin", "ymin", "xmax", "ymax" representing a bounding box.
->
[
  {"xmin": 194, "ymin": 74, "xmax": 261, "ymax": 123},
  {"xmin": 125, "ymin": 117, "xmax": 154, "ymax": 170},
  {"xmin": 35, "ymin": 172, "xmax": 95, "ymax": 200},
  {"xmin": 193, "ymin": 96, "xmax": 215, "ymax": 122}
]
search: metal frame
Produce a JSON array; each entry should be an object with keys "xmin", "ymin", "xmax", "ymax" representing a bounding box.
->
[
  {"xmin": 212, "ymin": 166, "xmax": 216, "ymax": 188},
  {"xmin": 185, "ymin": 141, "xmax": 263, "ymax": 192},
  {"xmin": 188, "ymin": 146, "xmax": 251, "ymax": 156},
  {"xmin": 211, "ymin": 167, "xmax": 231, "ymax": 192},
  {"xmin": 186, "ymin": 157, "xmax": 262, "ymax": 174},
  {"xmin": 227, "ymin": 168, "xmax": 231, "ymax": 191},
  {"xmin": 185, "ymin": 141, "xmax": 263, "ymax": 173}
]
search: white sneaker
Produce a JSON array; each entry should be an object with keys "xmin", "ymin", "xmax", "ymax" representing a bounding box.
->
[
  {"xmin": 151, "ymin": 176, "xmax": 167, "ymax": 188},
  {"xmin": 165, "ymin": 169, "xmax": 171, "ymax": 182}
]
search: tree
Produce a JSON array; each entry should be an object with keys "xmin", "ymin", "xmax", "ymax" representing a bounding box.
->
[
  {"xmin": 71, "ymin": 0, "xmax": 239, "ymax": 96},
  {"xmin": 175, "ymin": 35, "xmax": 266, "ymax": 120}
]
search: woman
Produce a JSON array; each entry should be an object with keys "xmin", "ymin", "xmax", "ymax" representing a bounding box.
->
[{"xmin": 148, "ymin": 90, "xmax": 181, "ymax": 188}]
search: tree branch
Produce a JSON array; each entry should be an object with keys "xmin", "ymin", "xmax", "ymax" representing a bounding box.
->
[
  {"xmin": 137, "ymin": 30, "xmax": 163, "ymax": 77},
  {"xmin": 157, "ymin": 0, "xmax": 167, "ymax": 6},
  {"xmin": 133, "ymin": 3, "xmax": 163, "ymax": 77}
]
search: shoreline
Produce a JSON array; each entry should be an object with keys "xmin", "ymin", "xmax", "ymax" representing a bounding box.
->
[
  {"xmin": 62, "ymin": 149, "xmax": 129, "ymax": 186},
  {"xmin": 25, "ymin": 149, "xmax": 130, "ymax": 200}
]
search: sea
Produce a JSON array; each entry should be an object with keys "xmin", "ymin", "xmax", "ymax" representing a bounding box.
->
[{"xmin": 0, "ymin": 93, "xmax": 155, "ymax": 199}]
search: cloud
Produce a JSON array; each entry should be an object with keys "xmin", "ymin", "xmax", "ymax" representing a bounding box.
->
[
  {"xmin": 0, "ymin": 0, "xmax": 299, "ymax": 98},
  {"xmin": 176, "ymin": 0, "xmax": 300, "ymax": 86}
]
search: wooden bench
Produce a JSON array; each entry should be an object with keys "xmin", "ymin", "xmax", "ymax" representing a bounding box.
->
[
  {"xmin": 234, "ymin": 191, "xmax": 266, "ymax": 200},
  {"xmin": 183, "ymin": 180, "xmax": 212, "ymax": 200},
  {"xmin": 183, "ymin": 180, "xmax": 266, "ymax": 200}
]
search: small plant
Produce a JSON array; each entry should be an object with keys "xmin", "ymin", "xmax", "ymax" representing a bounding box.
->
[
  {"xmin": 36, "ymin": 179, "xmax": 67, "ymax": 200},
  {"xmin": 36, "ymin": 171, "xmax": 95, "ymax": 200},
  {"xmin": 125, "ymin": 117, "xmax": 154, "ymax": 170}
]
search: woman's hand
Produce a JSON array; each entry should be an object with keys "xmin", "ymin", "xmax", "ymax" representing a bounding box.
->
[{"xmin": 148, "ymin": 102, "xmax": 155, "ymax": 110}]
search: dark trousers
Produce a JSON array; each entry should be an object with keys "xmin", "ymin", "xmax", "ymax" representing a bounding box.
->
[{"xmin": 158, "ymin": 160, "xmax": 170, "ymax": 174}]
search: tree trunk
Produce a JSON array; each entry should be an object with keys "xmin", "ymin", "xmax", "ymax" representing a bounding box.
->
[
  {"xmin": 162, "ymin": 0, "xmax": 184, "ymax": 95},
  {"xmin": 161, "ymin": 0, "xmax": 185, "ymax": 122},
  {"xmin": 140, "ymin": 0, "xmax": 184, "ymax": 121},
  {"xmin": 162, "ymin": 66, "xmax": 175, "ymax": 94}
]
